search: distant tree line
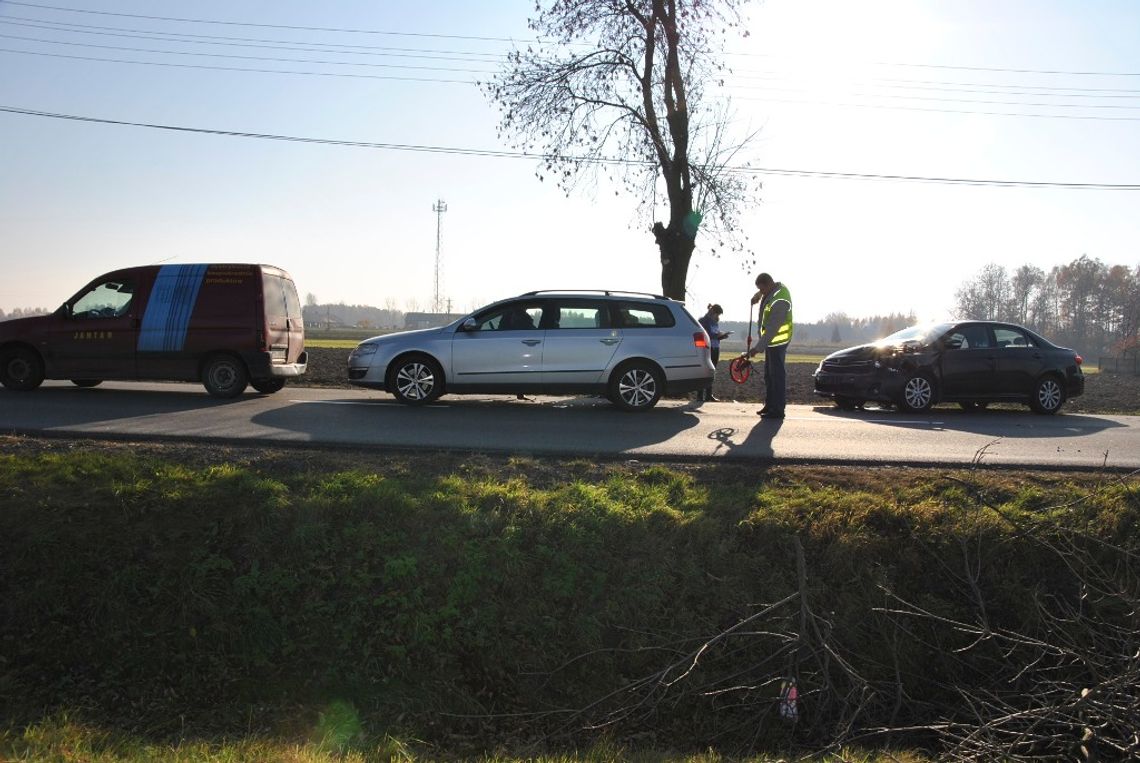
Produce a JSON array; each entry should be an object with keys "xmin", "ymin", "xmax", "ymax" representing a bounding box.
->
[
  {"xmin": 302, "ymin": 302, "xmax": 404, "ymax": 330},
  {"xmin": 0, "ymin": 307, "xmax": 50, "ymax": 322},
  {"xmin": 955, "ymin": 255, "xmax": 1139, "ymax": 357},
  {"xmin": 720, "ymin": 312, "xmax": 918, "ymax": 348}
]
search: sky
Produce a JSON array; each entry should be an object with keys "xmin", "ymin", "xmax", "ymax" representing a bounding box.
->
[{"xmin": 1, "ymin": 0, "xmax": 1138, "ymax": 324}]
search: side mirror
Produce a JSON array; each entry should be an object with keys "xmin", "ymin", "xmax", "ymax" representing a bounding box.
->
[
  {"xmin": 944, "ymin": 338, "xmax": 963, "ymax": 350},
  {"xmin": 461, "ymin": 318, "xmax": 478, "ymax": 332}
]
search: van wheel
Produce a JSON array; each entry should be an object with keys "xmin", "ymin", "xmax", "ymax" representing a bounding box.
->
[
  {"xmin": 0, "ymin": 347, "xmax": 45, "ymax": 391},
  {"xmin": 202, "ymin": 355, "xmax": 249, "ymax": 398},
  {"xmin": 609, "ymin": 360, "xmax": 663, "ymax": 412},
  {"xmin": 251, "ymin": 378, "xmax": 286, "ymax": 394},
  {"xmin": 71, "ymin": 379, "xmax": 103, "ymax": 388},
  {"xmin": 388, "ymin": 354, "xmax": 443, "ymax": 405}
]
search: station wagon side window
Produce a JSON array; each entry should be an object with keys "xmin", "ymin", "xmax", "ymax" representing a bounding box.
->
[
  {"xmin": 994, "ymin": 326, "xmax": 1034, "ymax": 348},
  {"xmin": 70, "ymin": 279, "xmax": 135, "ymax": 319},
  {"xmin": 470, "ymin": 302, "xmax": 544, "ymax": 331},
  {"xmin": 613, "ymin": 301, "xmax": 675, "ymax": 329},
  {"xmin": 538, "ymin": 299, "xmax": 610, "ymax": 330}
]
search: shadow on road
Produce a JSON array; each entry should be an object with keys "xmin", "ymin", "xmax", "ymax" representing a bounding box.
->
[
  {"xmin": 249, "ymin": 393, "xmax": 703, "ymax": 455},
  {"xmin": 809, "ymin": 404, "xmax": 1127, "ymax": 438},
  {"xmin": 0, "ymin": 383, "xmax": 255, "ymax": 428}
]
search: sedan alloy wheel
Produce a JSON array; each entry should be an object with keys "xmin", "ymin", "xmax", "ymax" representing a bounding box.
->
[{"xmin": 899, "ymin": 372, "xmax": 935, "ymax": 413}]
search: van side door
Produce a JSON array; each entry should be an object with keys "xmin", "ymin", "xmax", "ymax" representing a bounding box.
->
[{"xmin": 45, "ymin": 274, "xmax": 143, "ymax": 379}]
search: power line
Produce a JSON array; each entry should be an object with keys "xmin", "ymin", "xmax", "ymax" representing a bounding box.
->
[
  {"xmin": 0, "ymin": 47, "xmax": 479, "ymax": 83},
  {"xmin": 0, "ymin": 16, "xmax": 510, "ymax": 62},
  {"xmin": 10, "ymin": 1, "xmax": 1140, "ymax": 79},
  {"xmin": 3, "ymin": 105, "xmax": 1138, "ymax": 190},
  {"xmin": 0, "ymin": 32, "xmax": 500, "ymax": 73},
  {"xmin": 1, "ymin": 1, "xmax": 528, "ymax": 42}
]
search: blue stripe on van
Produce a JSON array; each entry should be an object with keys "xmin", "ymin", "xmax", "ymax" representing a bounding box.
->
[{"xmin": 137, "ymin": 264, "xmax": 208, "ymax": 352}]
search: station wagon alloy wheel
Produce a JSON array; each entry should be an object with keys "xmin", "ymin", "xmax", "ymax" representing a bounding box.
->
[
  {"xmin": 611, "ymin": 362, "xmax": 663, "ymax": 412},
  {"xmin": 391, "ymin": 356, "xmax": 443, "ymax": 405}
]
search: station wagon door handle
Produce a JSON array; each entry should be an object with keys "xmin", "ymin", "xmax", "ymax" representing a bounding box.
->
[
  {"xmin": 600, "ymin": 338, "xmax": 620, "ymax": 345},
  {"xmin": 521, "ymin": 339, "xmax": 542, "ymax": 346}
]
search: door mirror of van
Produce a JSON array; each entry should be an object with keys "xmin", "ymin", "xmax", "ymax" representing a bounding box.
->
[
  {"xmin": 944, "ymin": 337, "xmax": 963, "ymax": 350},
  {"xmin": 461, "ymin": 318, "xmax": 478, "ymax": 332}
]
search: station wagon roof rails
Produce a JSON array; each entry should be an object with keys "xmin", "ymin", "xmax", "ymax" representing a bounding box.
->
[{"xmin": 520, "ymin": 289, "xmax": 670, "ymax": 299}]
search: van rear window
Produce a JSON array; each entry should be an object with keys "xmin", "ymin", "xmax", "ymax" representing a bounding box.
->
[{"xmin": 263, "ymin": 275, "xmax": 300, "ymax": 320}]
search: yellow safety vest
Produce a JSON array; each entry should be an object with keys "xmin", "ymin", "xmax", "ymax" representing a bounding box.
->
[{"xmin": 763, "ymin": 284, "xmax": 793, "ymax": 347}]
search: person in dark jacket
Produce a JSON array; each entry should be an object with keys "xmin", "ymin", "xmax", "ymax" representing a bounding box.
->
[{"xmin": 698, "ymin": 303, "xmax": 731, "ymax": 402}]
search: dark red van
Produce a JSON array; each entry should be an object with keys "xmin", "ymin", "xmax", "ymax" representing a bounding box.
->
[{"xmin": 0, "ymin": 263, "xmax": 307, "ymax": 398}]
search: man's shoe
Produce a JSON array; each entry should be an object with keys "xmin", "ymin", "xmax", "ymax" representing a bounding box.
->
[
  {"xmin": 706, "ymin": 395, "xmax": 720, "ymax": 402},
  {"xmin": 758, "ymin": 405, "xmax": 769, "ymax": 414},
  {"xmin": 760, "ymin": 411, "xmax": 785, "ymax": 419}
]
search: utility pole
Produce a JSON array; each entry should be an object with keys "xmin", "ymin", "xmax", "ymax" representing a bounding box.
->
[{"xmin": 432, "ymin": 199, "xmax": 448, "ymax": 313}]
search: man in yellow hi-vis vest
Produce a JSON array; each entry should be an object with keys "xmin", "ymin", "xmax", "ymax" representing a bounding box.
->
[{"xmin": 746, "ymin": 272, "xmax": 793, "ymax": 419}]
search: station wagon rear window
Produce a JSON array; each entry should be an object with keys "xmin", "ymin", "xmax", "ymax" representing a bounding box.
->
[{"xmin": 614, "ymin": 302, "xmax": 675, "ymax": 328}]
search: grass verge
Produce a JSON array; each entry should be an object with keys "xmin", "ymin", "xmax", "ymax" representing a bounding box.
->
[{"xmin": 2, "ymin": 438, "xmax": 1136, "ymax": 761}]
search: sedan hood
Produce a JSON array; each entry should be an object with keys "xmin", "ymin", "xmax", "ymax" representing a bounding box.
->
[{"xmin": 823, "ymin": 343, "xmax": 879, "ymax": 362}]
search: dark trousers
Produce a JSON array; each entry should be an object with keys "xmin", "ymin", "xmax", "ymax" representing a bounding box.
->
[
  {"xmin": 764, "ymin": 344, "xmax": 787, "ymax": 413},
  {"xmin": 703, "ymin": 348, "xmax": 720, "ymax": 399}
]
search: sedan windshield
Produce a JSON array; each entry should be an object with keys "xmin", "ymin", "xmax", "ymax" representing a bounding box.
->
[{"xmin": 874, "ymin": 323, "xmax": 951, "ymax": 347}]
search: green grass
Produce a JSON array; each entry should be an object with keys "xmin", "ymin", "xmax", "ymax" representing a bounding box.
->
[
  {"xmin": 2, "ymin": 440, "xmax": 1135, "ymax": 761},
  {"xmin": 306, "ymin": 337, "xmax": 368, "ymax": 349}
]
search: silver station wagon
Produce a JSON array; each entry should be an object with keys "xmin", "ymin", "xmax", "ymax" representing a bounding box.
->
[{"xmin": 347, "ymin": 290, "xmax": 714, "ymax": 411}]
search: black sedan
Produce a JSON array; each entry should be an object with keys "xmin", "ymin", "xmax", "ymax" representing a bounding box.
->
[{"xmin": 813, "ymin": 321, "xmax": 1084, "ymax": 414}]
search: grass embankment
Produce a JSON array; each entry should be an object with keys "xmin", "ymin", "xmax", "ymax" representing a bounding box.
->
[{"xmin": 2, "ymin": 440, "xmax": 1136, "ymax": 761}]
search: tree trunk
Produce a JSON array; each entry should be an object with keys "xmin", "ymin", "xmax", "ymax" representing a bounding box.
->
[{"xmin": 654, "ymin": 222, "xmax": 695, "ymax": 300}]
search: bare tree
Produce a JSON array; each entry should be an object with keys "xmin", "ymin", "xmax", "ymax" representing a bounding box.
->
[
  {"xmin": 484, "ymin": 0, "xmax": 758, "ymax": 299},
  {"xmin": 1009, "ymin": 264, "xmax": 1044, "ymax": 326},
  {"xmin": 955, "ymin": 264, "xmax": 1011, "ymax": 321}
]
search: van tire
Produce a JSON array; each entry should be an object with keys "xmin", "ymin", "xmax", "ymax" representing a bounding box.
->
[
  {"xmin": 251, "ymin": 378, "xmax": 286, "ymax": 394},
  {"xmin": 0, "ymin": 346, "xmax": 45, "ymax": 391},
  {"xmin": 202, "ymin": 355, "xmax": 249, "ymax": 398},
  {"xmin": 71, "ymin": 379, "xmax": 103, "ymax": 388}
]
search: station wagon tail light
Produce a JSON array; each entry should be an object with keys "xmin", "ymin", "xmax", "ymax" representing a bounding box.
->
[
  {"xmin": 1075, "ymin": 354, "xmax": 1083, "ymax": 365},
  {"xmin": 693, "ymin": 332, "xmax": 708, "ymax": 349}
]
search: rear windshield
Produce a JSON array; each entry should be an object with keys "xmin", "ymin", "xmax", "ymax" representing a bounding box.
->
[
  {"xmin": 263, "ymin": 274, "xmax": 302, "ymax": 320},
  {"xmin": 613, "ymin": 301, "xmax": 676, "ymax": 329}
]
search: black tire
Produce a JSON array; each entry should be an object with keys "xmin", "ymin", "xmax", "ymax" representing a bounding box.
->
[
  {"xmin": 608, "ymin": 360, "xmax": 664, "ymax": 412},
  {"xmin": 834, "ymin": 396, "xmax": 863, "ymax": 410},
  {"xmin": 70, "ymin": 379, "xmax": 103, "ymax": 388},
  {"xmin": 898, "ymin": 372, "xmax": 935, "ymax": 413},
  {"xmin": 0, "ymin": 346, "xmax": 45, "ymax": 391},
  {"xmin": 1029, "ymin": 375, "xmax": 1066, "ymax": 414},
  {"xmin": 250, "ymin": 378, "xmax": 286, "ymax": 394},
  {"xmin": 388, "ymin": 354, "xmax": 444, "ymax": 405},
  {"xmin": 958, "ymin": 401, "xmax": 989, "ymax": 412},
  {"xmin": 201, "ymin": 355, "xmax": 249, "ymax": 398}
]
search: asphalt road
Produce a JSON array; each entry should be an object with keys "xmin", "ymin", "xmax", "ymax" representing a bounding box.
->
[{"xmin": 2, "ymin": 381, "xmax": 1138, "ymax": 470}]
